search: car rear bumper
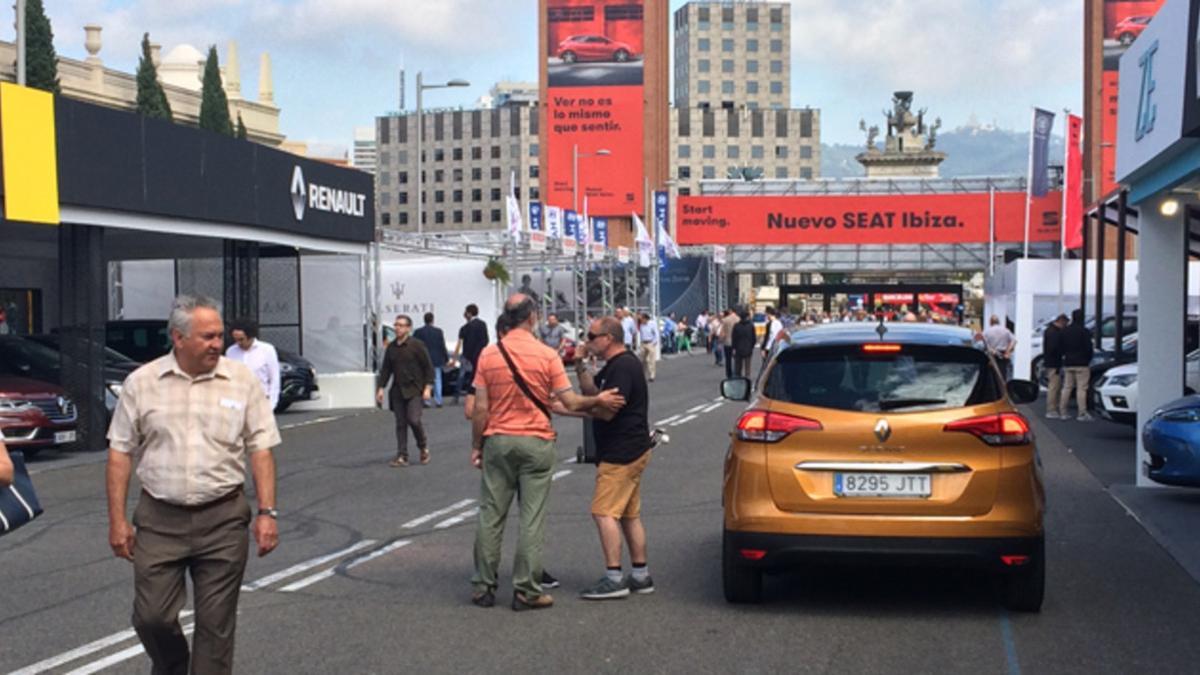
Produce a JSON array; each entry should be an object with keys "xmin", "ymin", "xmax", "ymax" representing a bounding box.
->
[{"xmin": 725, "ymin": 530, "xmax": 1043, "ymax": 572}]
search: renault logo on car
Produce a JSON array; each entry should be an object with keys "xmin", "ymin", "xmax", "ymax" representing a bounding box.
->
[{"xmin": 874, "ymin": 418, "xmax": 891, "ymax": 442}]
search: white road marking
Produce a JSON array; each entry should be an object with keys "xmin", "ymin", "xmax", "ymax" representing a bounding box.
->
[
  {"xmin": 279, "ymin": 540, "xmax": 413, "ymax": 592},
  {"xmin": 672, "ymin": 410, "xmax": 700, "ymax": 425},
  {"xmin": 241, "ymin": 540, "xmax": 377, "ymax": 592},
  {"xmin": 433, "ymin": 506, "xmax": 480, "ymax": 530},
  {"xmin": 345, "ymin": 540, "xmax": 411, "ymax": 570},
  {"xmin": 278, "ymin": 416, "xmax": 339, "ymax": 430},
  {"xmin": 686, "ymin": 403, "xmax": 709, "ymax": 413},
  {"xmin": 700, "ymin": 402, "xmax": 724, "ymax": 413},
  {"xmin": 402, "ymin": 498, "xmax": 476, "ymax": 529},
  {"xmin": 713, "ymin": 396, "xmax": 725, "ymax": 402},
  {"xmin": 552, "ymin": 469, "xmax": 573, "ymax": 481},
  {"xmin": 654, "ymin": 414, "xmax": 682, "ymax": 426},
  {"xmin": 11, "ymin": 612, "xmax": 194, "ymax": 675},
  {"xmin": 62, "ymin": 623, "xmax": 194, "ymax": 675},
  {"xmin": 564, "ymin": 456, "xmax": 578, "ymax": 464}
]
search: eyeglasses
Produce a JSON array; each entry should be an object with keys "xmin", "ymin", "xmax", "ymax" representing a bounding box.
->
[{"xmin": 587, "ymin": 332, "xmax": 610, "ymax": 341}]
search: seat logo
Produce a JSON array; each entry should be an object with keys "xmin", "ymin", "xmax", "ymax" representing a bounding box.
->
[{"xmin": 874, "ymin": 418, "xmax": 891, "ymax": 443}]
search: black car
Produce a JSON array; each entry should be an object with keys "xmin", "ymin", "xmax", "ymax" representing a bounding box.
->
[
  {"xmin": 0, "ymin": 334, "xmax": 138, "ymax": 420},
  {"xmin": 105, "ymin": 320, "xmax": 318, "ymax": 413}
]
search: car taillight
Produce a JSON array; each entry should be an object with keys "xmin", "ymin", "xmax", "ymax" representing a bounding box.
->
[
  {"xmin": 735, "ymin": 410, "xmax": 822, "ymax": 442},
  {"xmin": 944, "ymin": 413, "xmax": 1031, "ymax": 446}
]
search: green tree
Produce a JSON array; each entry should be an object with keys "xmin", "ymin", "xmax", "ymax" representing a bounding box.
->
[
  {"xmin": 135, "ymin": 33, "xmax": 172, "ymax": 121},
  {"xmin": 235, "ymin": 112, "xmax": 247, "ymax": 139},
  {"xmin": 20, "ymin": 0, "xmax": 61, "ymax": 94},
  {"xmin": 198, "ymin": 45, "xmax": 233, "ymax": 136}
]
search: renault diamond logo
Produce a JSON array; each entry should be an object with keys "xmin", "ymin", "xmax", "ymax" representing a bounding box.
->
[
  {"xmin": 290, "ymin": 166, "xmax": 307, "ymax": 221},
  {"xmin": 874, "ymin": 418, "xmax": 891, "ymax": 443}
]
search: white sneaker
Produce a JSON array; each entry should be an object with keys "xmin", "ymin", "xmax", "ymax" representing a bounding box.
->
[
  {"xmin": 1045, "ymin": 411, "xmax": 1061, "ymax": 419},
  {"xmin": 1077, "ymin": 413, "xmax": 1094, "ymax": 422}
]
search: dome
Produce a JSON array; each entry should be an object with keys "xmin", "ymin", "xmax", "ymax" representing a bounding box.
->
[{"xmin": 161, "ymin": 43, "xmax": 205, "ymax": 66}]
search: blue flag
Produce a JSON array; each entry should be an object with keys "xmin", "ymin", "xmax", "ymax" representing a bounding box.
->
[
  {"xmin": 528, "ymin": 202, "xmax": 542, "ymax": 231},
  {"xmin": 593, "ymin": 217, "xmax": 608, "ymax": 245},
  {"xmin": 1030, "ymin": 108, "xmax": 1055, "ymax": 197}
]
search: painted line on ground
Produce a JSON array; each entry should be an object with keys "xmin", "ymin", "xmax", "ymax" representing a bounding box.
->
[
  {"xmin": 433, "ymin": 506, "xmax": 480, "ymax": 531},
  {"xmin": 700, "ymin": 402, "xmax": 724, "ymax": 413},
  {"xmin": 62, "ymin": 623, "xmax": 195, "ymax": 675},
  {"xmin": 654, "ymin": 414, "xmax": 682, "ymax": 426},
  {"xmin": 402, "ymin": 498, "xmax": 476, "ymax": 529},
  {"xmin": 278, "ymin": 416, "xmax": 340, "ymax": 431},
  {"xmin": 345, "ymin": 540, "xmax": 411, "ymax": 570},
  {"xmin": 999, "ymin": 610, "xmax": 1022, "ymax": 675},
  {"xmin": 280, "ymin": 540, "xmax": 413, "ymax": 592},
  {"xmin": 241, "ymin": 540, "xmax": 377, "ymax": 592},
  {"xmin": 669, "ymin": 414, "xmax": 699, "ymax": 427},
  {"xmin": 552, "ymin": 469, "xmax": 573, "ymax": 481},
  {"xmin": 686, "ymin": 403, "xmax": 709, "ymax": 413},
  {"xmin": 12, "ymin": 612, "xmax": 194, "ymax": 675}
]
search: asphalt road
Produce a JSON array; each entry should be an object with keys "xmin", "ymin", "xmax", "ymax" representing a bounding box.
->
[
  {"xmin": 3, "ymin": 350, "xmax": 1200, "ymax": 674},
  {"xmin": 548, "ymin": 60, "xmax": 644, "ymax": 88}
]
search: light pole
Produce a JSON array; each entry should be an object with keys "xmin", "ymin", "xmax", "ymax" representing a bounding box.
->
[
  {"xmin": 16, "ymin": 0, "xmax": 26, "ymax": 86},
  {"xmin": 572, "ymin": 145, "xmax": 610, "ymax": 213},
  {"xmin": 415, "ymin": 72, "xmax": 469, "ymax": 236}
]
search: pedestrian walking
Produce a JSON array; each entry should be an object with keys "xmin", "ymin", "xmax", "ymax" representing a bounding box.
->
[
  {"xmin": 539, "ymin": 313, "xmax": 567, "ymax": 355},
  {"xmin": 468, "ymin": 294, "xmax": 625, "ymax": 611},
  {"xmin": 983, "ymin": 315, "xmax": 1017, "ymax": 381},
  {"xmin": 414, "ymin": 312, "xmax": 449, "ymax": 408},
  {"xmin": 661, "ymin": 313, "xmax": 677, "ymax": 355},
  {"xmin": 620, "ymin": 307, "xmax": 638, "ymax": 351},
  {"xmin": 677, "ymin": 316, "xmax": 692, "ymax": 354},
  {"xmin": 1042, "ymin": 314, "xmax": 1068, "ymax": 419},
  {"xmin": 106, "ymin": 294, "xmax": 281, "ymax": 675},
  {"xmin": 452, "ymin": 304, "xmax": 490, "ymax": 405},
  {"xmin": 376, "ymin": 315, "xmax": 435, "ymax": 467},
  {"xmin": 637, "ymin": 312, "xmax": 660, "ymax": 382},
  {"xmin": 720, "ymin": 308, "xmax": 739, "ymax": 379},
  {"xmin": 225, "ymin": 318, "xmax": 281, "ymax": 411},
  {"xmin": 732, "ymin": 309, "xmax": 757, "ymax": 379},
  {"xmin": 575, "ymin": 316, "xmax": 654, "ymax": 599},
  {"xmin": 1059, "ymin": 309, "xmax": 1095, "ymax": 421}
]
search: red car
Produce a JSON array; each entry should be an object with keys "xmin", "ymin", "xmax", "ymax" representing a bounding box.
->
[
  {"xmin": 1112, "ymin": 15, "xmax": 1152, "ymax": 45},
  {"xmin": 560, "ymin": 337, "xmax": 578, "ymax": 365},
  {"xmin": 555, "ymin": 35, "xmax": 637, "ymax": 63},
  {"xmin": 0, "ymin": 376, "xmax": 78, "ymax": 457}
]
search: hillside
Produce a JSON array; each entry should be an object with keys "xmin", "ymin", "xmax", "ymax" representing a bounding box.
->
[{"xmin": 821, "ymin": 126, "xmax": 1067, "ymax": 179}]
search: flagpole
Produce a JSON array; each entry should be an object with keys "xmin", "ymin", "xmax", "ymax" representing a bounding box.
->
[
  {"xmin": 989, "ymin": 183, "xmax": 996, "ymax": 276},
  {"xmin": 1023, "ymin": 107, "xmax": 1035, "ymax": 259},
  {"xmin": 1058, "ymin": 111, "xmax": 1071, "ymax": 314}
]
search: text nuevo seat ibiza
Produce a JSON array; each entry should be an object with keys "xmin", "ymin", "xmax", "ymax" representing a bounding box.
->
[{"xmin": 720, "ymin": 323, "xmax": 1045, "ymax": 611}]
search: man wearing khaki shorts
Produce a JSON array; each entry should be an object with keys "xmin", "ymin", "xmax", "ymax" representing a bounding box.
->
[{"xmin": 574, "ymin": 316, "xmax": 654, "ymax": 599}]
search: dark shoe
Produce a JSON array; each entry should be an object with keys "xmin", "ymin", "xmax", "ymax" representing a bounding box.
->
[
  {"xmin": 541, "ymin": 570, "xmax": 560, "ymax": 589},
  {"xmin": 419, "ymin": 448, "xmax": 431, "ymax": 465},
  {"xmin": 512, "ymin": 590, "xmax": 554, "ymax": 611},
  {"xmin": 580, "ymin": 576, "xmax": 630, "ymax": 600},
  {"xmin": 389, "ymin": 457, "xmax": 409, "ymax": 468},
  {"xmin": 627, "ymin": 575, "xmax": 655, "ymax": 595},
  {"xmin": 471, "ymin": 590, "xmax": 495, "ymax": 608}
]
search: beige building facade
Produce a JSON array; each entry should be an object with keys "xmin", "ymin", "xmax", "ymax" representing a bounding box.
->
[
  {"xmin": 375, "ymin": 104, "xmax": 540, "ymax": 231},
  {"xmin": 671, "ymin": 106, "xmax": 819, "ymax": 195},
  {"xmin": 673, "ymin": 1, "xmax": 790, "ymax": 110},
  {"xmin": 0, "ymin": 27, "xmax": 283, "ymax": 147}
]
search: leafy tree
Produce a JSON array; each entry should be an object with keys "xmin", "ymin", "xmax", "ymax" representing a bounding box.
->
[
  {"xmin": 135, "ymin": 33, "xmax": 172, "ymax": 121},
  {"xmin": 20, "ymin": 0, "xmax": 60, "ymax": 93},
  {"xmin": 198, "ymin": 45, "xmax": 233, "ymax": 136},
  {"xmin": 235, "ymin": 112, "xmax": 247, "ymax": 139}
]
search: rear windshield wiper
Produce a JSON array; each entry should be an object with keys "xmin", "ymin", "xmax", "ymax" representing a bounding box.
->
[{"xmin": 877, "ymin": 398, "xmax": 948, "ymax": 410}]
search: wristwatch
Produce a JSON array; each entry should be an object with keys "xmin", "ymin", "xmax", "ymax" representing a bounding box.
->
[{"xmin": 258, "ymin": 507, "xmax": 279, "ymax": 519}]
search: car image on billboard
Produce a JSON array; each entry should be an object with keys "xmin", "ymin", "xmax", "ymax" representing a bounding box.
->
[{"xmin": 547, "ymin": 1, "xmax": 644, "ymax": 88}]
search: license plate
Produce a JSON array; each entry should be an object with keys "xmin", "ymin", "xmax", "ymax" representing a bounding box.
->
[
  {"xmin": 835, "ymin": 472, "xmax": 931, "ymax": 498},
  {"xmin": 54, "ymin": 430, "xmax": 77, "ymax": 444}
]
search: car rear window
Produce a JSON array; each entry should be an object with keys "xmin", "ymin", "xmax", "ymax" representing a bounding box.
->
[{"xmin": 763, "ymin": 344, "xmax": 1003, "ymax": 412}]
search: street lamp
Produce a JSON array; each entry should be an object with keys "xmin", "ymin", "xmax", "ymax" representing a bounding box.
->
[
  {"xmin": 572, "ymin": 145, "xmax": 611, "ymax": 213},
  {"xmin": 415, "ymin": 72, "xmax": 469, "ymax": 236},
  {"xmin": 16, "ymin": 0, "xmax": 26, "ymax": 86}
]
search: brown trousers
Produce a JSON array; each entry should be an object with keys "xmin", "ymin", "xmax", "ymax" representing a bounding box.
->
[{"xmin": 132, "ymin": 489, "xmax": 251, "ymax": 675}]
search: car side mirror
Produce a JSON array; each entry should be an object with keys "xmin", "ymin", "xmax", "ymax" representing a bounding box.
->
[
  {"xmin": 1007, "ymin": 379, "xmax": 1038, "ymax": 404},
  {"xmin": 721, "ymin": 377, "xmax": 751, "ymax": 401}
]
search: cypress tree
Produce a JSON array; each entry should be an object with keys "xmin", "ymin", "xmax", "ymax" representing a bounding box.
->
[
  {"xmin": 198, "ymin": 45, "xmax": 233, "ymax": 136},
  {"xmin": 21, "ymin": 0, "xmax": 61, "ymax": 94},
  {"xmin": 135, "ymin": 33, "xmax": 172, "ymax": 121},
  {"xmin": 235, "ymin": 112, "xmax": 247, "ymax": 139}
]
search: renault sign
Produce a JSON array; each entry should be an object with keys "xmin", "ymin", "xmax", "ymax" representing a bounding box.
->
[{"xmin": 290, "ymin": 165, "xmax": 366, "ymax": 221}]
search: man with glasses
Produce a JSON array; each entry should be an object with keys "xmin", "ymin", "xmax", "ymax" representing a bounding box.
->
[
  {"xmin": 376, "ymin": 315, "xmax": 435, "ymax": 467},
  {"xmin": 575, "ymin": 316, "xmax": 654, "ymax": 600}
]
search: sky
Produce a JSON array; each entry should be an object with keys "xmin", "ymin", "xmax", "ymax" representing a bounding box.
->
[{"xmin": 36, "ymin": 0, "xmax": 1083, "ymax": 155}]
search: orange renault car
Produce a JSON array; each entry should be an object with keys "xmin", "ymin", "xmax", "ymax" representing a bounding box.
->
[{"xmin": 720, "ymin": 322, "xmax": 1045, "ymax": 611}]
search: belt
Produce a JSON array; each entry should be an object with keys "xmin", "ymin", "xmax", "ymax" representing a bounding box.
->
[{"xmin": 143, "ymin": 486, "xmax": 244, "ymax": 511}]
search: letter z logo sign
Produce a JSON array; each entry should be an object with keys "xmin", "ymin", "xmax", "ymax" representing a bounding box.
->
[{"xmin": 291, "ymin": 166, "xmax": 307, "ymax": 221}]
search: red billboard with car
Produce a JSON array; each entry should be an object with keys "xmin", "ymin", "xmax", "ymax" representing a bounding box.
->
[
  {"xmin": 675, "ymin": 192, "xmax": 1064, "ymax": 246},
  {"xmin": 544, "ymin": 0, "xmax": 644, "ymax": 215},
  {"xmin": 1099, "ymin": 1, "xmax": 1165, "ymax": 196}
]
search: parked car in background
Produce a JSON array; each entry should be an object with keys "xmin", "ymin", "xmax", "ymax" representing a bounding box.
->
[
  {"xmin": 0, "ymin": 334, "xmax": 137, "ymax": 420},
  {"xmin": 1031, "ymin": 314, "xmax": 1138, "ymax": 380},
  {"xmin": 1142, "ymin": 394, "xmax": 1200, "ymax": 487},
  {"xmin": 0, "ymin": 375, "xmax": 78, "ymax": 458},
  {"xmin": 719, "ymin": 323, "xmax": 1045, "ymax": 611},
  {"xmin": 105, "ymin": 320, "xmax": 317, "ymax": 413},
  {"xmin": 555, "ymin": 34, "xmax": 637, "ymax": 63},
  {"xmin": 1094, "ymin": 350, "xmax": 1200, "ymax": 425}
]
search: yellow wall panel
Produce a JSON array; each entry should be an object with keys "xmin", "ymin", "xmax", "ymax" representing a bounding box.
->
[{"xmin": 1, "ymin": 82, "xmax": 60, "ymax": 225}]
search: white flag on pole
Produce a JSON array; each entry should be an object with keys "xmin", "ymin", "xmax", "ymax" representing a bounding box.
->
[
  {"xmin": 546, "ymin": 206, "xmax": 563, "ymax": 240},
  {"xmin": 506, "ymin": 171, "xmax": 523, "ymax": 243},
  {"xmin": 633, "ymin": 212, "xmax": 652, "ymax": 244},
  {"xmin": 657, "ymin": 221, "xmax": 681, "ymax": 259}
]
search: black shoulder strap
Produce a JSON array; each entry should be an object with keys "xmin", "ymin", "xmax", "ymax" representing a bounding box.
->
[{"xmin": 496, "ymin": 340, "xmax": 553, "ymax": 421}]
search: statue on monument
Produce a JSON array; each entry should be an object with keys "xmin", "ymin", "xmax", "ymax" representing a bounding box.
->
[
  {"xmin": 926, "ymin": 117, "xmax": 943, "ymax": 149},
  {"xmin": 858, "ymin": 119, "xmax": 881, "ymax": 151}
]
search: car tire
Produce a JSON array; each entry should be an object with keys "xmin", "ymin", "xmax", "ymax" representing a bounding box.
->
[
  {"xmin": 1032, "ymin": 356, "xmax": 1046, "ymax": 387},
  {"xmin": 1118, "ymin": 32, "xmax": 1134, "ymax": 46},
  {"xmin": 561, "ymin": 51, "xmax": 577, "ymax": 63},
  {"xmin": 1002, "ymin": 538, "xmax": 1045, "ymax": 613},
  {"xmin": 614, "ymin": 49, "xmax": 630, "ymax": 63},
  {"xmin": 722, "ymin": 530, "xmax": 762, "ymax": 604}
]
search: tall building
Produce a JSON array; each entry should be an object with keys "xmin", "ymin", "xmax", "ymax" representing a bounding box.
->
[
  {"xmin": 673, "ymin": 1, "xmax": 790, "ymax": 110},
  {"xmin": 375, "ymin": 101, "xmax": 540, "ymax": 230},
  {"xmin": 671, "ymin": 106, "xmax": 819, "ymax": 195},
  {"xmin": 352, "ymin": 126, "xmax": 377, "ymax": 174}
]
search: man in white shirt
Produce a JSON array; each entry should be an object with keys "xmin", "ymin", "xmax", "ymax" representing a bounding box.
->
[
  {"xmin": 762, "ymin": 306, "xmax": 786, "ymax": 356},
  {"xmin": 620, "ymin": 308, "xmax": 639, "ymax": 351},
  {"xmin": 636, "ymin": 312, "xmax": 661, "ymax": 382},
  {"xmin": 226, "ymin": 319, "xmax": 282, "ymax": 410}
]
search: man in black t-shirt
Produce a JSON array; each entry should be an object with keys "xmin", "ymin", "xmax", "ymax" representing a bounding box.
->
[
  {"xmin": 573, "ymin": 316, "xmax": 654, "ymax": 600},
  {"xmin": 452, "ymin": 303, "xmax": 490, "ymax": 405}
]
